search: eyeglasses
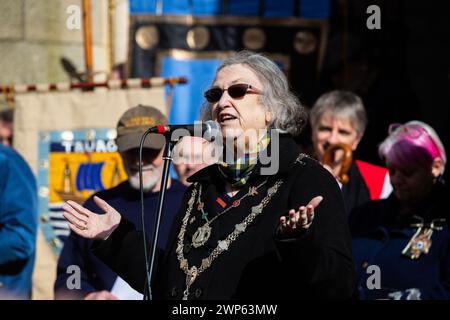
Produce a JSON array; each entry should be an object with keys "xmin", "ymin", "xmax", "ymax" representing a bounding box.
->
[
  {"xmin": 388, "ymin": 123, "xmax": 426, "ymax": 139},
  {"xmin": 204, "ymin": 83, "xmax": 262, "ymax": 103}
]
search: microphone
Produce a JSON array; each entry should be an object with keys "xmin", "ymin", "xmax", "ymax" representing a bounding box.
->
[{"xmin": 148, "ymin": 120, "xmax": 220, "ymax": 142}]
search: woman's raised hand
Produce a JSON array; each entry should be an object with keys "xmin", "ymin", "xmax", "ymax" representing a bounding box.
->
[
  {"xmin": 279, "ymin": 196, "xmax": 323, "ymax": 234},
  {"xmin": 62, "ymin": 196, "xmax": 122, "ymax": 240}
]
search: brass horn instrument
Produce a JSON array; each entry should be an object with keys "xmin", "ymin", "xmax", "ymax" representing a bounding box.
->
[{"xmin": 321, "ymin": 143, "xmax": 353, "ymax": 184}]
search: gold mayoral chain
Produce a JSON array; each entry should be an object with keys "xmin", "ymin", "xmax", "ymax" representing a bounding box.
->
[
  {"xmin": 191, "ymin": 179, "xmax": 268, "ymax": 248},
  {"xmin": 176, "ymin": 179, "xmax": 284, "ymax": 300}
]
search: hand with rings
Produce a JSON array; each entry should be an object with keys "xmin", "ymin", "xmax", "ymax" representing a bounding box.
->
[
  {"xmin": 279, "ymin": 196, "xmax": 323, "ymax": 234},
  {"xmin": 62, "ymin": 196, "xmax": 122, "ymax": 240}
]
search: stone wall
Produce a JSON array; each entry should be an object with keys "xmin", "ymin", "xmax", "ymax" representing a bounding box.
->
[{"xmin": 0, "ymin": 0, "xmax": 109, "ymax": 85}]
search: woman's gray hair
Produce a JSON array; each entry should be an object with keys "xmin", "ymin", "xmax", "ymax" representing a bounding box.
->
[
  {"xmin": 200, "ymin": 50, "xmax": 307, "ymax": 137},
  {"xmin": 310, "ymin": 90, "xmax": 367, "ymax": 135}
]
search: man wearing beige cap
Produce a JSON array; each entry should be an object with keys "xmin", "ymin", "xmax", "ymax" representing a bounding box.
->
[{"xmin": 54, "ymin": 105, "xmax": 186, "ymax": 300}]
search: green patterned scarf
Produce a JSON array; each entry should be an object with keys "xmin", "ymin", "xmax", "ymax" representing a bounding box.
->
[{"xmin": 218, "ymin": 133, "xmax": 271, "ymax": 188}]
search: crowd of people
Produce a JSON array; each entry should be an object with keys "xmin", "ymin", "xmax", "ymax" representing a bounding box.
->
[{"xmin": 0, "ymin": 50, "xmax": 448, "ymax": 300}]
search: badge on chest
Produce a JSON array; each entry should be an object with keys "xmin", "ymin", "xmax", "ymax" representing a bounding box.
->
[{"xmin": 402, "ymin": 218, "xmax": 446, "ymax": 259}]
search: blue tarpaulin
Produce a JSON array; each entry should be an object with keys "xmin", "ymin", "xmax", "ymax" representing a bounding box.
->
[
  {"xmin": 130, "ymin": 0, "xmax": 330, "ymax": 18},
  {"xmin": 162, "ymin": 57, "xmax": 223, "ymax": 124}
]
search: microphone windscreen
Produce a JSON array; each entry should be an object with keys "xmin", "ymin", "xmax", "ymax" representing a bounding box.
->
[{"xmin": 203, "ymin": 120, "xmax": 221, "ymax": 142}]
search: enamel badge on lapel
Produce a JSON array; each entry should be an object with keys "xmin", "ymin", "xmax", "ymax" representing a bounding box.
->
[{"xmin": 402, "ymin": 217, "xmax": 446, "ymax": 259}]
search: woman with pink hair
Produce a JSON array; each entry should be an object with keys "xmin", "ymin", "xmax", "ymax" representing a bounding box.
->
[{"xmin": 350, "ymin": 121, "xmax": 449, "ymax": 300}]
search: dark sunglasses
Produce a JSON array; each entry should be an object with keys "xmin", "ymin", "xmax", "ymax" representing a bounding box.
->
[{"xmin": 204, "ymin": 83, "xmax": 262, "ymax": 103}]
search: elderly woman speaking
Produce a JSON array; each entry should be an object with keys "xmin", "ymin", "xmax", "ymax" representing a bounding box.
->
[{"xmin": 62, "ymin": 51, "xmax": 355, "ymax": 300}]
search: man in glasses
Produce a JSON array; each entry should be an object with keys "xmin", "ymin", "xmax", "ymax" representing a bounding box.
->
[{"xmin": 172, "ymin": 136, "xmax": 215, "ymax": 186}]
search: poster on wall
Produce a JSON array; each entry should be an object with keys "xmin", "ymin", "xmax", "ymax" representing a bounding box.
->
[{"xmin": 37, "ymin": 128, "xmax": 128, "ymax": 254}]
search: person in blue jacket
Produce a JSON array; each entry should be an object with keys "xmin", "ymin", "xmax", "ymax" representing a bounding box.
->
[
  {"xmin": 0, "ymin": 144, "xmax": 38, "ymax": 299},
  {"xmin": 54, "ymin": 105, "xmax": 186, "ymax": 299},
  {"xmin": 350, "ymin": 121, "xmax": 449, "ymax": 300}
]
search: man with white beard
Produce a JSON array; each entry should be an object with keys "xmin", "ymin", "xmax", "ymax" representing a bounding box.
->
[{"xmin": 54, "ymin": 105, "xmax": 186, "ymax": 300}]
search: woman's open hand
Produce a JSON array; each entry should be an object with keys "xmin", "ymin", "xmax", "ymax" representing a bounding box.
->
[
  {"xmin": 62, "ymin": 196, "xmax": 121, "ymax": 240},
  {"xmin": 279, "ymin": 196, "xmax": 323, "ymax": 234}
]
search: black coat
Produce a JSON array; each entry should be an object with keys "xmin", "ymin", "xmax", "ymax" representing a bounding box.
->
[
  {"xmin": 93, "ymin": 134, "xmax": 355, "ymax": 299},
  {"xmin": 349, "ymin": 182, "xmax": 450, "ymax": 299},
  {"xmin": 341, "ymin": 162, "xmax": 371, "ymax": 217}
]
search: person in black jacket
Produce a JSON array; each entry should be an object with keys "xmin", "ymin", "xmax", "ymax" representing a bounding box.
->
[
  {"xmin": 61, "ymin": 51, "xmax": 355, "ymax": 300},
  {"xmin": 310, "ymin": 90, "xmax": 371, "ymax": 216},
  {"xmin": 350, "ymin": 121, "xmax": 449, "ymax": 299}
]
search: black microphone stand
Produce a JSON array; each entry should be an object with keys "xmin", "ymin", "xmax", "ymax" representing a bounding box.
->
[{"xmin": 140, "ymin": 131, "xmax": 175, "ymax": 300}]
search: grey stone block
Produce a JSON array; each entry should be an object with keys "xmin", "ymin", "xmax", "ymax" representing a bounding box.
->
[
  {"xmin": 0, "ymin": 0, "xmax": 25, "ymax": 40},
  {"xmin": 25, "ymin": 0, "xmax": 84, "ymax": 43},
  {"xmin": 0, "ymin": 42, "xmax": 83, "ymax": 84}
]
